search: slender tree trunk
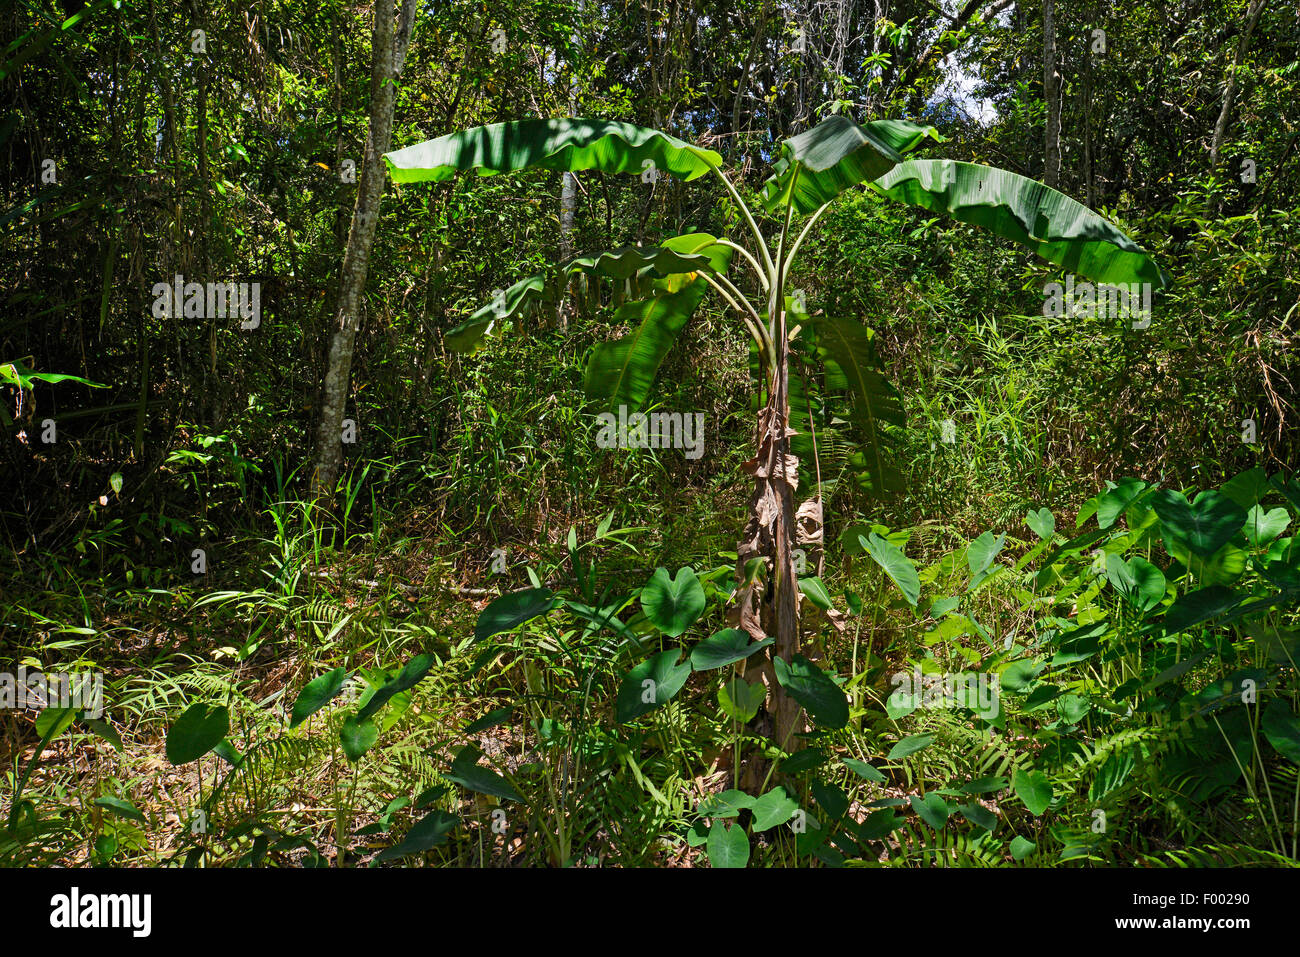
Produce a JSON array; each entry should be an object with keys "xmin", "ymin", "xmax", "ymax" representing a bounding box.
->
[
  {"xmin": 1209, "ymin": 0, "xmax": 1266, "ymax": 170},
  {"xmin": 1082, "ymin": 20, "xmax": 1094, "ymax": 207},
  {"xmin": 557, "ymin": 0, "xmax": 583, "ymax": 330},
  {"xmin": 733, "ymin": 313, "xmax": 805, "ymax": 787},
  {"xmin": 310, "ymin": 0, "xmax": 418, "ymax": 500},
  {"xmin": 1043, "ymin": 0, "xmax": 1061, "ymax": 189},
  {"xmin": 731, "ymin": 0, "xmax": 773, "ymax": 141}
]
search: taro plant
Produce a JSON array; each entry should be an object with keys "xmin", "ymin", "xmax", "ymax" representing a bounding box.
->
[
  {"xmin": 843, "ymin": 469, "xmax": 1300, "ymax": 864},
  {"xmin": 384, "ymin": 115, "xmax": 1168, "ymax": 762}
]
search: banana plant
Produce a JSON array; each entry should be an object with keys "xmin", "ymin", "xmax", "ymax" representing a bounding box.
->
[{"xmin": 383, "ymin": 115, "xmax": 1168, "ymax": 758}]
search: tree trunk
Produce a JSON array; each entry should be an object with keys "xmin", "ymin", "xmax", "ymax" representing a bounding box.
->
[
  {"xmin": 1082, "ymin": 20, "xmax": 1094, "ymax": 207},
  {"xmin": 731, "ymin": 0, "xmax": 773, "ymax": 141},
  {"xmin": 1043, "ymin": 0, "xmax": 1061, "ymax": 190},
  {"xmin": 1209, "ymin": 0, "xmax": 1266, "ymax": 170},
  {"xmin": 732, "ymin": 309, "xmax": 805, "ymax": 787},
  {"xmin": 310, "ymin": 0, "xmax": 418, "ymax": 500},
  {"xmin": 557, "ymin": 0, "xmax": 583, "ymax": 330}
]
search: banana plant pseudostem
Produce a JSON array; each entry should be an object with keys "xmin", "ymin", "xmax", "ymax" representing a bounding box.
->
[{"xmin": 383, "ymin": 115, "xmax": 1168, "ymax": 772}]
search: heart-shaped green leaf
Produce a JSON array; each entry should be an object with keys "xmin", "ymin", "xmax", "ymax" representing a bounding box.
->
[
  {"xmin": 357, "ymin": 654, "xmax": 436, "ymax": 722},
  {"xmin": 860, "ymin": 532, "xmax": 920, "ymax": 607},
  {"xmin": 1000, "ymin": 658, "xmax": 1044, "ymax": 693},
  {"xmin": 750, "ymin": 787, "xmax": 800, "ymax": 832},
  {"xmin": 445, "ymin": 746, "xmax": 522, "ymax": 802},
  {"xmin": 1010, "ymin": 835, "xmax": 1037, "ymax": 860},
  {"xmin": 909, "ymin": 792, "xmax": 951, "ymax": 830},
  {"xmin": 374, "ymin": 810, "xmax": 458, "ymax": 862},
  {"xmin": 888, "ymin": 733, "xmax": 935, "ymax": 761},
  {"xmin": 616, "ymin": 650, "xmax": 693, "ymax": 723},
  {"xmin": 1096, "ymin": 478, "xmax": 1149, "ymax": 529},
  {"xmin": 290, "ymin": 667, "xmax": 348, "ymax": 727},
  {"xmin": 773, "ymin": 654, "xmax": 848, "ymax": 729},
  {"xmin": 339, "ymin": 715, "xmax": 378, "ymax": 762},
  {"xmin": 166, "ymin": 703, "xmax": 230, "ymax": 765},
  {"xmin": 966, "ymin": 530, "xmax": 1006, "ymax": 587},
  {"xmin": 1104, "ymin": 554, "xmax": 1166, "ymax": 611},
  {"xmin": 474, "ymin": 588, "xmax": 560, "ymax": 643},
  {"xmin": 1152, "ymin": 489, "xmax": 1246, "ymax": 558},
  {"xmin": 1025, "ymin": 507, "xmax": 1055, "ymax": 539},
  {"xmin": 690, "ymin": 628, "xmax": 773, "ymax": 670},
  {"xmin": 719, "ymin": 677, "xmax": 765, "ymax": 722},
  {"xmin": 1013, "ymin": 769, "xmax": 1053, "ymax": 816},
  {"xmin": 706, "ymin": 819, "xmax": 750, "ymax": 868},
  {"xmin": 1244, "ymin": 505, "xmax": 1290, "ymax": 547},
  {"xmin": 640, "ymin": 567, "xmax": 706, "ymax": 637}
]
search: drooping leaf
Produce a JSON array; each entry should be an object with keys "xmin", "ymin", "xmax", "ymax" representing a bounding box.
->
[
  {"xmin": 639, "ymin": 566, "xmax": 706, "ymax": 637},
  {"xmin": 781, "ymin": 748, "xmax": 828, "ymax": 774},
  {"xmin": 473, "ymin": 588, "xmax": 561, "ymax": 644},
  {"xmin": 909, "ymin": 792, "xmax": 951, "ymax": 830},
  {"xmin": 804, "ymin": 316, "xmax": 905, "ymax": 495},
  {"xmin": 616, "ymin": 650, "xmax": 693, "ymax": 723},
  {"xmin": 690, "ymin": 628, "xmax": 773, "ymax": 670},
  {"xmin": 374, "ymin": 810, "xmax": 458, "ymax": 862},
  {"xmin": 843, "ymin": 757, "xmax": 886, "ymax": 783},
  {"xmin": 445, "ymin": 746, "xmax": 522, "ymax": 802},
  {"xmin": 1262, "ymin": 700, "xmax": 1300, "ymax": 764},
  {"xmin": 759, "ymin": 115, "xmax": 903, "ymax": 214},
  {"xmin": 584, "ymin": 280, "xmax": 709, "ymax": 412},
  {"xmin": 862, "ymin": 119, "xmax": 945, "ymax": 155},
  {"xmin": 93, "ymin": 796, "xmax": 145, "ymax": 824},
  {"xmin": 357, "ymin": 654, "xmax": 436, "ymax": 722},
  {"xmin": 858, "ymin": 808, "xmax": 904, "ymax": 841},
  {"xmin": 812, "ymin": 779, "xmax": 850, "ymax": 819},
  {"xmin": 773, "ymin": 654, "xmax": 849, "ymax": 729},
  {"xmin": 887, "ymin": 734, "xmax": 935, "ymax": 761},
  {"xmin": 871, "ymin": 160, "xmax": 1169, "ymax": 288},
  {"xmin": 166, "ymin": 703, "xmax": 230, "ymax": 765},
  {"xmin": 958, "ymin": 802, "xmax": 999, "ymax": 833},
  {"xmin": 384, "ymin": 118, "xmax": 721, "ymax": 185},
  {"xmin": 797, "ymin": 576, "xmax": 835, "ymax": 611},
  {"xmin": 1161, "ymin": 585, "xmax": 1243, "ymax": 635},
  {"xmin": 698, "ymin": 789, "xmax": 757, "ymax": 818},
  {"xmin": 445, "ymin": 240, "xmax": 725, "ymax": 353}
]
